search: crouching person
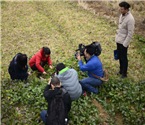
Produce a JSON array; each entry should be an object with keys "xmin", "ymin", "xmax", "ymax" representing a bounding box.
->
[
  {"xmin": 40, "ymin": 77, "xmax": 71, "ymax": 125},
  {"xmin": 8, "ymin": 53, "xmax": 32, "ymax": 81},
  {"xmin": 29, "ymin": 47, "xmax": 53, "ymax": 78},
  {"xmin": 55, "ymin": 63, "xmax": 82, "ymax": 101},
  {"xmin": 76, "ymin": 45, "xmax": 103, "ymax": 95}
]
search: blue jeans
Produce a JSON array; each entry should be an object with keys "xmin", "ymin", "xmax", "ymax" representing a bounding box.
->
[
  {"xmin": 40, "ymin": 110, "xmax": 47, "ymax": 124},
  {"xmin": 80, "ymin": 77, "xmax": 102, "ymax": 94}
]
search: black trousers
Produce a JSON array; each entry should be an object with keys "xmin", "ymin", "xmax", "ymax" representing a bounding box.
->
[
  {"xmin": 117, "ymin": 43, "xmax": 128, "ymax": 75},
  {"xmin": 31, "ymin": 61, "xmax": 47, "ymax": 72}
]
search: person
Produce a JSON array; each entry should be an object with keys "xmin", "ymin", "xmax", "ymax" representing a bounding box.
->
[
  {"xmin": 8, "ymin": 53, "xmax": 32, "ymax": 81},
  {"xmin": 29, "ymin": 47, "xmax": 53, "ymax": 77},
  {"xmin": 55, "ymin": 63, "xmax": 82, "ymax": 101},
  {"xmin": 40, "ymin": 77, "xmax": 71, "ymax": 125},
  {"xmin": 115, "ymin": 2, "xmax": 135, "ymax": 79},
  {"xmin": 76, "ymin": 45, "xmax": 103, "ymax": 95}
]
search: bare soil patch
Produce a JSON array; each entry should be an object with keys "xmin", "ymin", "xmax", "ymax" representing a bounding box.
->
[
  {"xmin": 76, "ymin": 1, "xmax": 145, "ymax": 38},
  {"xmin": 92, "ymin": 99, "xmax": 123, "ymax": 125}
]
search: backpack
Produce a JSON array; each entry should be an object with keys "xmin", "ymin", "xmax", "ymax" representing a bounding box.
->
[{"xmin": 45, "ymin": 91, "xmax": 67, "ymax": 125}]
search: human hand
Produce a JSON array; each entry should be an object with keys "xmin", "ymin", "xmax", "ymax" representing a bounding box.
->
[
  {"xmin": 43, "ymin": 71, "xmax": 47, "ymax": 75},
  {"xmin": 28, "ymin": 71, "xmax": 32, "ymax": 75},
  {"xmin": 76, "ymin": 53, "xmax": 81, "ymax": 61},
  {"xmin": 49, "ymin": 65, "xmax": 53, "ymax": 69},
  {"xmin": 48, "ymin": 78, "xmax": 51, "ymax": 85}
]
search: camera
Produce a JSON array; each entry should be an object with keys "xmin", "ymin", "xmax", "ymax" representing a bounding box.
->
[
  {"xmin": 75, "ymin": 44, "xmax": 85, "ymax": 58},
  {"xmin": 75, "ymin": 41, "xmax": 102, "ymax": 58}
]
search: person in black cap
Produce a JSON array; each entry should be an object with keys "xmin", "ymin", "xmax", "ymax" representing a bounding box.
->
[
  {"xmin": 8, "ymin": 53, "xmax": 32, "ymax": 80},
  {"xmin": 29, "ymin": 47, "xmax": 53, "ymax": 77},
  {"xmin": 115, "ymin": 2, "xmax": 135, "ymax": 79}
]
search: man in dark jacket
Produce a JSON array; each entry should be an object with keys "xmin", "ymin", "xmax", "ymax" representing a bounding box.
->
[
  {"xmin": 8, "ymin": 53, "xmax": 32, "ymax": 80},
  {"xmin": 40, "ymin": 77, "xmax": 71, "ymax": 124}
]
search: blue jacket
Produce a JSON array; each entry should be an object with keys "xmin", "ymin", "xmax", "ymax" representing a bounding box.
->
[
  {"xmin": 79, "ymin": 55, "xmax": 103, "ymax": 79},
  {"xmin": 8, "ymin": 53, "xmax": 28, "ymax": 80}
]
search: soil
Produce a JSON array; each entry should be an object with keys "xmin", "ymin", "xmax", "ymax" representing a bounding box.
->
[
  {"xmin": 92, "ymin": 99, "xmax": 123, "ymax": 125},
  {"xmin": 75, "ymin": 1, "xmax": 145, "ymax": 38}
]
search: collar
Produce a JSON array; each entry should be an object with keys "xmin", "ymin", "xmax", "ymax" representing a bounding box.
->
[
  {"xmin": 59, "ymin": 67, "xmax": 69, "ymax": 75},
  {"xmin": 54, "ymin": 87, "xmax": 61, "ymax": 90},
  {"xmin": 122, "ymin": 10, "xmax": 130, "ymax": 16},
  {"xmin": 86, "ymin": 55, "xmax": 94, "ymax": 61}
]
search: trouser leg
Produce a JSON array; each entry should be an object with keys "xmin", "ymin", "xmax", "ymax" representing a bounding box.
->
[
  {"xmin": 80, "ymin": 77, "xmax": 102, "ymax": 94},
  {"xmin": 120, "ymin": 44, "xmax": 128, "ymax": 75},
  {"xmin": 40, "ymin": 110, "xmax": 47, "ymax": 124},
  {"xmin": 31, "ymin": 61, "xmax": 47, "ymax": 78},
  {"xmin": 117, "ymin": 43, "xmax": 123, "ymax": 73},
  {"xmin": 31, "ymin": 61, "xmax": 47, "ymax": 71}
]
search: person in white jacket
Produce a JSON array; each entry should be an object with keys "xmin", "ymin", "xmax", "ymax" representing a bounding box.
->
[{"xmin": 115, "ymin": 2, "xmax": 135, "ymax": 79}]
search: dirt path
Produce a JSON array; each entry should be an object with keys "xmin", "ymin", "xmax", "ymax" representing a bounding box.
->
[
  {"xmin": 76, "ymin": 1, "xmax": 145, "ymax": 38},
  {"xmin": 92, "ymin": 99, "xmax": 123, "ymax": 125}
]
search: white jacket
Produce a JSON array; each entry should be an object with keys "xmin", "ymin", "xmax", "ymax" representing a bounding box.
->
[{"xmin": 115, "ymin": 11, "xmax": 135, "ymax": 47}]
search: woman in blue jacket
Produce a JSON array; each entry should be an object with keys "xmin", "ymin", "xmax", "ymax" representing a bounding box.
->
[{"xmin": 8, "ymin": 53, "xmax": 32, "ymax": 81}]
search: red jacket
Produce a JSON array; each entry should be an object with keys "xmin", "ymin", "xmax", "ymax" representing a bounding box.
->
[{"xmin": 29, "ymin": 48, "xmax": 52, "ymax": 73}]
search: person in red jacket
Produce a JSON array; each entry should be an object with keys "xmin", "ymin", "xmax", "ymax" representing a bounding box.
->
[{"xmin": 29, "ymin": 47, "xmax": 53, "ymax": 77}]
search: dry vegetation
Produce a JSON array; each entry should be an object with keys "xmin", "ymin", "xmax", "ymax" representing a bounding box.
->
[
  {"xmin": 77, "ymin": 1, "xmax": 145, "ymax": 38},
  {"xmin": 1, "ymin": 1, "xmax": 145, "ymax": 125},
  {"xmin": 1, "ymin": 1, "xmax": 145, "ymax": 81}
]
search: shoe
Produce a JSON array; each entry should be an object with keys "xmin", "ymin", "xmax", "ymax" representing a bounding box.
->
[
  {"xmin": 82, "ymin": 91, "xmax": 86, "ymax": 97},
  {"xmin": 115, "ymin": 71, "xmax": 122, "ymax": 75},
  {"xmin": 121, "ymin": 74, "xmax": 127, "ymax": 79}
]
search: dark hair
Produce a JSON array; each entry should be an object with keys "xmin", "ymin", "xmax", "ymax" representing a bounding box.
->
[
  {"xmin": 56, "ymin": 63, "xmax": 66, "ymax": 72},
  {"xmin": 43, "ymin": 47, "xmax": 51, "ymax": 55},
  {"xmin": 50, "ymin": 77, "xmax": 60, "ymax": 86},
  {"xmin": 16, "ymin": 54, "xmax": 27, "ymax": 68},
  {"xmin": 85, "ymin": 45, "xmax": 95, "ymax": 56},
  {"xmin": 119, "ymin": 2, "xmax": 130, "ymax": 10}
]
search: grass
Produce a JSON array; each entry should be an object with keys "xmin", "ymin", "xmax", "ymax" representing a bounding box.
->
[{"xmin": 1, "ymin": 1, "xmax": 145, "ymax": 125}]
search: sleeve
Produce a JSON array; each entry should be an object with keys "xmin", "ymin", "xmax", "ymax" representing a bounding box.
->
[
  {"xmin": 47, "ymin": 55, "xmax": 52, "ymax": 65},
  {"xmin": 43, "ymin": 85, "xmax": 51, "ymax": 100},
  {"xmin": 35, "ymin": 55, "xmax": 44, "ymax": 73},
  {"xmin": 123, "ymin": 19, "xmax": 135, "ymax": 47},
  {"xmin": 79, "ymin": 60, "xmax": 95, "ymax": 71}
]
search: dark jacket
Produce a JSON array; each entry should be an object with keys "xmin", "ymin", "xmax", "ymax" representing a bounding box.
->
[
  {"xmin": 44, "ymin": 85, "xmax": 71, "ymax": 118},
  {"xmin": 8, "ymin": 53, "xmax": 28, "ymax": 80}
]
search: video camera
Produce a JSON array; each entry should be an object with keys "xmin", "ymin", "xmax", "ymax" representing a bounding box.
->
[{"xmin": 75, "ymin": 41, "xmax": 102, "ymax": 58}]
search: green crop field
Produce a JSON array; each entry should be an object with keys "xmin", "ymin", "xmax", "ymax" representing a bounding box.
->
[{"xmin": 1, "ymin": 1, "xmax": 145, "ymax": 125}]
